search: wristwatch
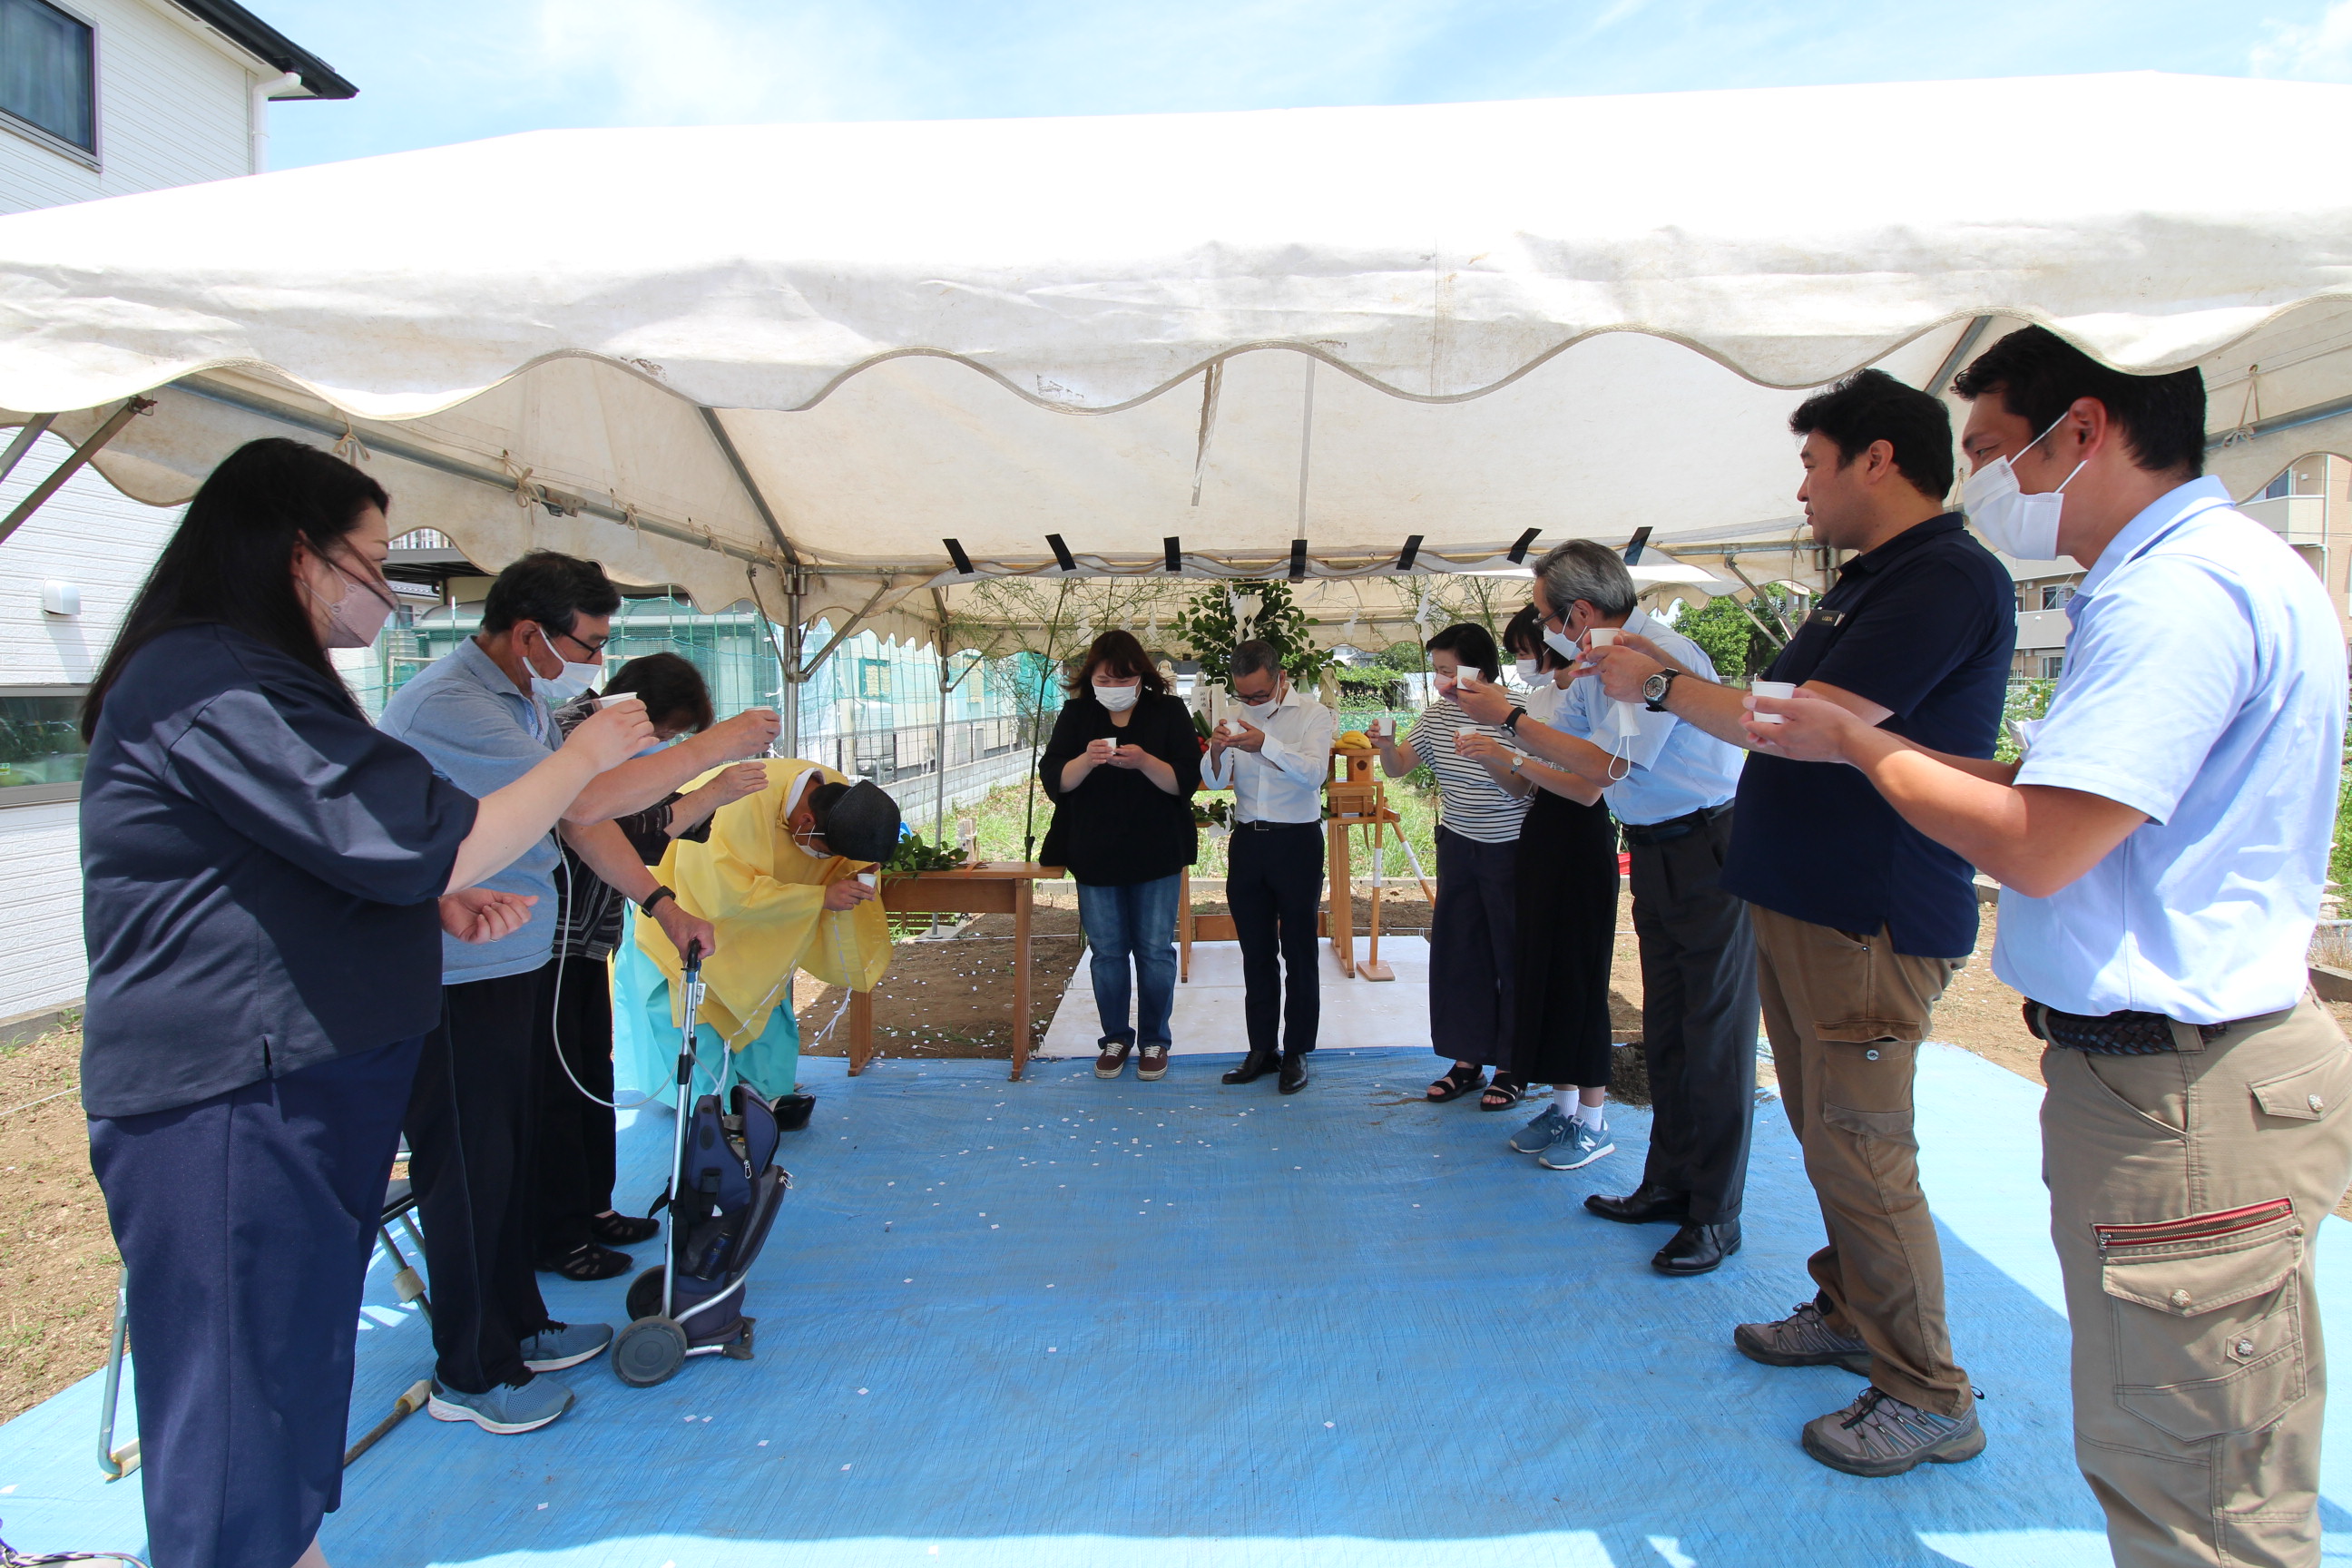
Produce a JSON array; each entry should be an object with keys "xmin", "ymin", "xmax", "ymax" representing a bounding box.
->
[
  {"xmin": 1642, "ymin": 671, "xmax": 1681, "ymax": 713},
  {"xmin": 1500, "ymin": 705, "xmax": 1528, "ymax": 734},
  {"xmin": 639, "ymin": 885, "xmax": 677, "ymax": 916}
]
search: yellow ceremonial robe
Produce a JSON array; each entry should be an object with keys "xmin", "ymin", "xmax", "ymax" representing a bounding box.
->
[{"xmin": 634, "ymin": 758, "xmax": 892, "ymax": 1047}]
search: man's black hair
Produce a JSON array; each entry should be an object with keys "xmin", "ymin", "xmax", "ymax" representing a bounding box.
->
[
  {"xmin": 1788, "ymin": 368, "xmax": 1955, "ymax": 500},
  {"xmin": 1426, "ymin": 621, "xmax": 1500, "ymax": 681},
  {"xmin": 603, "ymin": 651, "xmax": 714, "ymax": 732},
  {"xmin": 479, "ymin": 550, "xmax": 622, "ymax": 636},
  {"xmin": 1953, "ymin": 325, "xmax": 2206, "ymax": 478}
]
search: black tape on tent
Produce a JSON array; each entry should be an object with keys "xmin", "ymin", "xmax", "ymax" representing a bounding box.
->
[
  {"xmin": 1622, "ymin": 526, "xmax": 1651, "ymax": 564},
  {"xmin": 1507, "ymin": 528, "xmax": 1542, "ymax": 564},
  {"xmin": 1289, "ymin": 539, "xmax": 1307, "ymax": 581},
  {"xmin": 943, "ymin": 537, "xmax": 975, "ymax": 575},
  {"xmin": 1163, "ymin": 537, "xmax": 1182, "ymax": 573},
  {"xmin": 1045, "ymin": 534, "xmax": 1076, "ymax": 572},
  {"xmin": 1395, "ymin": 534, "xmax": 1423, "ymax": 572}
]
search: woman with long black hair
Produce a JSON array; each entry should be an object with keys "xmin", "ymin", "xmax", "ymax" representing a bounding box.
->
[
  {"xmin": 1037, "ymin": 630, "xmax": 1200, "ymax": 1081},
  {"xmin": 78, "ymin": 438, "xmax": 651, "ymax": 1568}
]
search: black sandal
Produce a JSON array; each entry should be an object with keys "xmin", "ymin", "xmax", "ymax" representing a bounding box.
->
[
  {"xmin": 1480, "ymin": 1074, "xmax": 1526, "ymax": 1112},
  {"xmin": 590, "ymin": 1211, "xmax": 660, "ymax": 1246},
  {"xmin": 1426, "ymin": 1063, "xmax": 1486, "ymax": 1102},
  {"xmin": 539, "ymin": 1242, "xmax": 632, "ymax": 1282}
]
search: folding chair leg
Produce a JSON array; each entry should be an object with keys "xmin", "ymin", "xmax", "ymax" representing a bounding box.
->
[
  {"xmin": 378, "ymin": 1224, "xmax": 430, "ymax": 1321},
  {"xmin": 96, "ymin": 1267, "xmax": 141, "ymax": 1480}
]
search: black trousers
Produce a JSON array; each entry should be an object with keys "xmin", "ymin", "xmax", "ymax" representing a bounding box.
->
[
  {"xmin": 533, "ymin": 953, "xmax": 618, "ymax": 1259},
  {"xmin": 406, "ymin": 964, "xmax": 557, "ymax": 1394},
  {"xmin": 89, "ymin": 1035, "xmax": 420, "ymax": 1568},
  {"xmin": 1228, "ymin": 822, "xmax": 1324, "ymax": 1057},
  {"xmin": 1628, "ymin": 809, "xmax": 1760, "ymax": 1224},
  {"xmin": 1430, "ymin": 824, "xmax": 1517, "ymax": 1069}
]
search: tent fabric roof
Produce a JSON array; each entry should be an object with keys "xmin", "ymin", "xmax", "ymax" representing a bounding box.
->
[{"xmin": 4, "ymin": 72, "xmax": 2349, "ymax": 626}]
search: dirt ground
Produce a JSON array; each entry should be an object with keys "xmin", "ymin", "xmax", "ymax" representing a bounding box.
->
[
  {"xmin": 0, "ymin": 1016, "xmax": 118, "ymax": 1424},
  {"xmin": 7, "ymin": 899, "xmax": 2349, "ymax": 1423}
]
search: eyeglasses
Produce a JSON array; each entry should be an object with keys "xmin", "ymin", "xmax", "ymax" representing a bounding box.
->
[{"xmin": 542, "ymin": 624, "xmax": 609, "ymax": 659}]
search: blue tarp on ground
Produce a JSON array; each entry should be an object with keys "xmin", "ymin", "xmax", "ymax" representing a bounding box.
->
[{"xmin": 4, "ymin": 1044, "xmax": 2348, "ymax": 1567}]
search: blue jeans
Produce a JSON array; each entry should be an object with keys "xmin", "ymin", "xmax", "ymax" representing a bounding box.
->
[{"xmin": 1077, "ymin": 873, "xmax": 1181, "ymax": 1049}]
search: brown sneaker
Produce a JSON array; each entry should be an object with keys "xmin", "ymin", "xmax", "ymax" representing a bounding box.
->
[
  {"xmin": 1136, "ymin": 1043, "xmax": 1170, "ymax": 1081},
  {"xmin": 1094, "ymin": 1040, "xmax": 1133, "ymax": 1079},
  {"xmin": 1801, "ymin": 1387, "xmax": 1984, "ymax": 1477},
  {"xmin": 1733, "ymin": 1299, "xmax": 1873, "ymax": 1376}
]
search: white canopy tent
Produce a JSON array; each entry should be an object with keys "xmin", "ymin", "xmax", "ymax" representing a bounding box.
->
[{"xmin": 4, "ymin": 70, "xmax": 2349, "ymax": 736}]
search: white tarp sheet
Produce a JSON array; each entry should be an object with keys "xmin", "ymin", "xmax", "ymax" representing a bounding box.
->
[{"xmin": 3, "ymin": 71, "xmax": 2349, "ymax": 613}]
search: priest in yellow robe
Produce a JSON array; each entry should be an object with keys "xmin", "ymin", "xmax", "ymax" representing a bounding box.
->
[{"xmin": 618, "ymin": 760, "xmax": 899, "ymax": 1104}]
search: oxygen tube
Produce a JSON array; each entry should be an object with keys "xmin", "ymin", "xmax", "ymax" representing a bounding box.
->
[{"xmin": 550, "ymin": 853, "xmax": 719, "ymax": 1112}]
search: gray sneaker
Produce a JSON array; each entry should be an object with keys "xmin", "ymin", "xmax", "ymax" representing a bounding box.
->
[
  {"xmin": 427, "ymin": 1376, "xmax": 574, "ymax": 1434},
  {"xmin": 1733, "ymin": 1299, "xmax": 1872, "ymax": 1376},
  {"xmin": 1801, "ymin": 1387, "xmax": 1984, "ymax": 1476},
  {"xmin": 1536, "ymin": 1117, "xmax": 1613, "ymax": 1171},
  {"xmin": 521, "ymin": 1321, "xmax": 613, "ymax": 1372},
  {"xmin": 1508, "ymin": 1104, "xmax": 1568, "ymax": 1154}
]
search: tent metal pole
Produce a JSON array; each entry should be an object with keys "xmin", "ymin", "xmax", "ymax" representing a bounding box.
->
[
  {"xmin": 930, "ymin": 588, "xmax": 953, "ymax": 839},
  {"xmin": 1926, "ymin": 316, "xmax": 1994, "ymax": 396},
  {"xmin": 0, "ymin": 398, "xmax": 152, "ymax": 548},
  {"xmin": 0, "ymin": 414, "xmax": 57, "ymax": 488},
  {"xmin": 698, "ymin": 406, "xmax": 799, "ymax": 562}
]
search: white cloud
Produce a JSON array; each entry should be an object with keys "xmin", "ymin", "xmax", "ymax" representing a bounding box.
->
[{"xmin": 2251, "ymin": 0, "xmax": 2352, "ymax": 78}]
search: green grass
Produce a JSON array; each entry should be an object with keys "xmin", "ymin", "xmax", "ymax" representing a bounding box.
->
[{"xmin": 2334, "ymin": 755, "xmax": 2352, "ymax": 895}]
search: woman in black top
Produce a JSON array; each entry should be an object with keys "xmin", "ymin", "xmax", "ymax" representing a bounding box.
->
[
  {"xmin": 1038, "ymin": 631, "xmax": 1200, "ymax": 1081},
  {"xmin": 78, "ymin": 440, "xmax": 652, "ymax": 1568}
]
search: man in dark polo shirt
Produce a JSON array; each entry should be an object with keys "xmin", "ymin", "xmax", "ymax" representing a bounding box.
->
[{"xmin": 1586, "ymin": 368, "xmax": 2014, "ymax": 1476}]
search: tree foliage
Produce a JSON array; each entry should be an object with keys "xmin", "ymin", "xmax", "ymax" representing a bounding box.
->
[{"xmin": 1167, "ymin": 579, "xmax": 1340, "ymax": 686}]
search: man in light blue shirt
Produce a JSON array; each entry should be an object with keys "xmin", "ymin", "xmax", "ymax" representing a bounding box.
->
[
  {"xmin": 1456, "ymin": 541, "xmax": 1758, "ymax": 1280},
  {"xmin": 1751, "ymin": 327, "xmax": 2352, "ymax": 1567},
  {"xmin": 377, "ymin": 551, "xmax": 770, "ymax": 1437}
]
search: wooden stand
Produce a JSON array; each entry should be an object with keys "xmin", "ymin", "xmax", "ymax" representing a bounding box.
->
[{"xmin": 853, "ymin": 862, "xmax": 1065, "ymax": 1081}]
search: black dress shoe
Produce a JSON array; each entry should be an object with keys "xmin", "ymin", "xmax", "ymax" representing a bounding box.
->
[
  {"xmin": 1222, "ymin": 1051, "xmax": 1280, "ymax": 1085},
  {"xmin": 1583, "ymin": 1182, "xmax": 1690, "ymax": 1226},
  {"xmin": 1279, "ymin": 1053, "xmax": 1309, "ymax": 1094},
  {"xmin": 1652, "ymin": 1219, "xmax": 1742, "ymax": 1277}
]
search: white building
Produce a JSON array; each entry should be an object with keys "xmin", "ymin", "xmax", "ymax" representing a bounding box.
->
[{"xmin": 0, "ymin": 0, "xmax": 353, "ymax": 1030}]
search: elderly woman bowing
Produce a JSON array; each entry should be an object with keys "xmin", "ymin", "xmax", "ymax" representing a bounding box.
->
[{"xmin": 622, "ymin": 759, "xmax": 904, "ymax": 1103}]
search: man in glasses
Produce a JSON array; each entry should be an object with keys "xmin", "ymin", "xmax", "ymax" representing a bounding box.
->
[{"xmin": 382, "ymin": 551, "xmax": 778, "ymax": 1433}]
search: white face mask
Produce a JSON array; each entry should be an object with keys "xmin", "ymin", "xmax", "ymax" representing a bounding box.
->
[
  {"xmin": 792, "ymin": 824, "xmax": 830, "ymax": 859},
  {"xmin": 1093, "ymin": 681, "xmax": 1140, "ymax": 712},
  {"xmin": 1542, "ymin": 626, "xmax": 1580, "ymax": 662},
  {"xmin": 525, "ymin": 626, "xmax": 603, "ymax": 705},
  {"xmin": 1963, "ymin": 416, "xmax": 2088, "ymax": 562},
  {"xmin": 1514, "ymin": 658, "xmax": 1541, "ymax": 683}
]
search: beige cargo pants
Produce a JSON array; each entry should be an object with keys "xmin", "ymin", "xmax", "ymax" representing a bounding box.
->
[
  {"xmin": 1752, "ymin": 905, "xmax": 1974, "ymax": 1417},
  {"xmin": 2043, "ymin": 995, "xmax": 2352, "ymax": 1567}
]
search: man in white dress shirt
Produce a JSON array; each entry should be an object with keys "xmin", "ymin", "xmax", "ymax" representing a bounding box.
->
[{"xmin": 1202, "ymin": 640, "xmax": 1336, "ymax": 1094}]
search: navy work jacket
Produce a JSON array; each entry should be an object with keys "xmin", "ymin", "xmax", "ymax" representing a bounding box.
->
[{"xmin": 79, "ymin": 625, "xmax": 477, "ymax": 1118}]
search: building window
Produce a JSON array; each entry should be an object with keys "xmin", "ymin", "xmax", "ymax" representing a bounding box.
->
[
  {"xmin": 0, "ymin": 688, "xmax": 88, "ymax": 803},
  {"xmin": 0, "ymin": 0, "xmax": 95, "ymax": 154},
  {"xmin": 2041, "ymin": 584, "xmax": 2074, "ymax": 610},
  {"xmin": 2041, "ymin": 656, "xmax": 2065, "ymax": 681}
]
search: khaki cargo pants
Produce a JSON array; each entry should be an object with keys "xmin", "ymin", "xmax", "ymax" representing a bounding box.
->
[
  {"xmin": 2043, "ymin": 995, "xmax": 2352, "ymax": 1568},
  {"xmin": 1751, "ymin": 904, "xmax": 1973, "ymax": 1417}
]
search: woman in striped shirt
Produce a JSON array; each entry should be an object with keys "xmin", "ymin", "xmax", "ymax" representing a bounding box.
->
[{"xmin": 1369, "ymin": 622, "xmax": 1536, "ymax": 1107}]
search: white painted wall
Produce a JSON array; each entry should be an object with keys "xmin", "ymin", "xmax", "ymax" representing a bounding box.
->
[
  {"xmin": 1, "ymin": 433, "xmax": 181, "ymax": 1014},
  {"xmin": 0, "ymin": 0, "xmax": 262, "ymax": 216}
]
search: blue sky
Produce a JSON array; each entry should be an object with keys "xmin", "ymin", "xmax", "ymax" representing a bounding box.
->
[{"xmin": 260, "ymin": 0, "xmax": 2352, "ymax": 170}]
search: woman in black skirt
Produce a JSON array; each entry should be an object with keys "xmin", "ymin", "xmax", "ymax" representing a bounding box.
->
[{"xmin": 1455, "ymin": 606, "xmax": 1619, "ymax": 1163}]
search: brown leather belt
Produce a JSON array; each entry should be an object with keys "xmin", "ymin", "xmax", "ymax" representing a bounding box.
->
[{"xmin": 2022, "ymin": 1000, "xmax": 2239, "ymax": 1055}]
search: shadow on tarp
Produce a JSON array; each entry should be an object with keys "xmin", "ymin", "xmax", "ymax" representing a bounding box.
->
[{"xmin": 8, "ymin": 1046, "xmax": 2352, "ymax": 1566}]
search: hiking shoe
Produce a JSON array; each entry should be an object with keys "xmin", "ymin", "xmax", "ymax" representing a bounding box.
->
[
  {"xmin": 1508, "ymin": 1104, "xmax": 1569, "ymax": 1154},
  {"xmin": 427, "ymin": 1376, "xmax": 573, "ymax": 1434},
  {"xmin": 521, "ymin": 1321, "xmax": 613, "ymax": 1372},
  {"xmin": 1536, "ymin": 1118, "xmax": 1614, "ymax": 1171},
  {"xmin": 1734, "ymin": 1300, "xmax": 1872, "ymax": 1376},
  {"xmin": 1801, "ymin": 1387, "xmax": 1984, "ymax": 1477}
]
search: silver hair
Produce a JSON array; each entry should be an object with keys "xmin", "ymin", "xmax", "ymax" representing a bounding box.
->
[
  {"xmin": 1229, "ymin": 639, "xmax": 1281, "ymax": 680},
  {"xmin": 1533, "ymin": 539, "xmax": 1637, "ymax": 621}
]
